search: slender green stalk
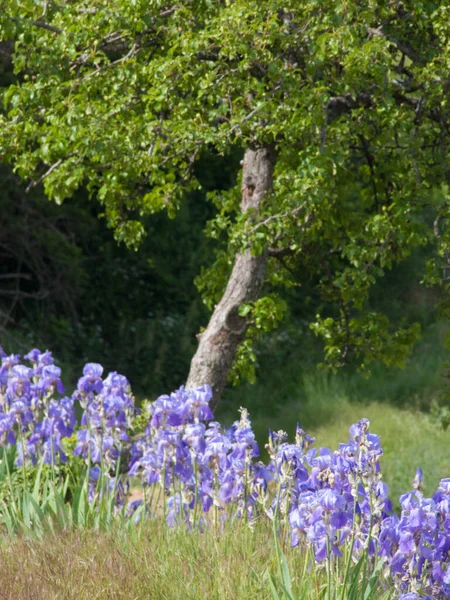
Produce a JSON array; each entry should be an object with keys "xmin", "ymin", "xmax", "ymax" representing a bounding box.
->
[
  {"xmin": 96, "ymin": 429, "xmax": 104, "ymax": 501},
  {"xmin": 50, "ymin": 433, "xmax": 55, "ymax": 484},
  {"xmin": 149, "ymin": 481, "xmax": 157, "ymax": 515},
  {"xmin": 3, "ymin": 446, "xmax": 17, "ymax": 513},
  {"xmin": 171, "ymin": 463, "xmax": 176, "ymax": 524},
  {"xmin": 340, "ymin": 494, "xmax": 358, "ymax": 598},
  {"xmin": 300, "ymin": 543, "xmax": 309, "ymax": 590},
  {"xmin": 154, "ymin": 481, "xmax": 162, "ymax": 517},
  {"xmin": 192, "ymin": 458, "xmax": 199, "ymax": 529},
  {"xmin": 326, "ymin": 537, "xmax": 332, "ymax": 600},
  {"xmin": 361, "ymin": 516, "xmax": 374, "ymax": 594},
  {"xmin": 17, "ymin": 426, "xmax": 27, "ymax": 497},
  {"xmin": 213, "ymin": 471, "xmax": 218, "ymax": 534},
  {"xmin": 162, "ymin": 459, "xmax": 167, "ymax": 525},
  {"xmin": 109, "ymin": 447, "xmax": 122, "ymax": 521},
  {"xmin": 243, "ymin": 454, "xmax": 249, "ymax": 527},
  {"xmin": 272, "ymin": 486, "xmax": 283, "ymax": 581}
]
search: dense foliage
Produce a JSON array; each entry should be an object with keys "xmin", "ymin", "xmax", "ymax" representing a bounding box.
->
[
  {"xmin": 0, "ymin": 345, "xmax": 449, "ymax": 598},
  {"xmin": 0, "ymin": 163, "xmax": 220, "ymax": 391},
  {"xmin": 2, "ymin": 1, "xmax": 450, "ymax": 385}
]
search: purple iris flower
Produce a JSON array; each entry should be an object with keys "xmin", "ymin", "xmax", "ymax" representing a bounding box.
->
[
  {"xmin": 48, "ymin": 397, "xmax": 76, "ymax": 437},
  {"xmin": 77, "ymin": 363, "xmax": 104, "ymax": 394},
  {"xmin": 103, "ymin": 394, "xmax": 127, "ymax": 426},
  {"xmin": 9, "ymin": 398, "xmax": 33, "ymax": 426},
  {"xmin": 412, "ymin": 467, "xmax": 423, "ymax": 491},
  {"xmin": 0, "ymin": 413, "xmax": 15, "ymax": 445},
  {"xmin": 219, "ymin": 468, "xmax": 244, "ymax": 504},
  {"xmin": 204, "ymin": 434, "xmax": 231, "ymax": 470},
  {"xmin": 166, "ymin": 493, "xmax": 189, "ymax": 527},
  {"xmin": 156, "ymin": 429, "xmax": 187, "ymax": 464},
  {"xmin": 234, "ymin": 425, "xmax": 259, "ymax": 456},
  {"xmin": 102, "ymin": 372, "xmax": 130, "ymax": 398},
  {"xmin": 399, "ymin": 531, "xmax": 415, "ymax": 554},
  {"xmin": 37, "ymin": 351, "xmax": 54, "ymax": 366},
  {"xmin": 24, "ymin": 348, "xmax": 40, "ymax": 363},
  {"xmin": 43, "ymin": 432, "xmax": 67, "ymax": 464},
  {"xmin": 183, "ymin": 423, "xmax": 206, "ymax": 454},
  {"xmin": 307, "ymin": 520, "xmax": 343, "ymax": 562},
  {"xmin": 30, "ymin": 350, "xmax": 54, "ymax": 376},
  {"xmin": 330, "ymin": 510, "xmax": 348, "ymax": 529},
  {"xmin": 183, "ymin": 385, "xmax": 214, "ymax": 422},
  {"xmin": 41, "ymin": 365, "xmax": 65, "ymax": 394},
  {"xmin": 7, "ymin": 365, "xmax": 32, "ymax": 397},
  {"xmin": 1, "ymin": 354, "xmax": 20, "ymax": 370},
  {"xmin": 274, "ymin": 443, "xmax": 309, "ymax": 483},
  {"xmin": 0, "ymin": 369, "xmax": 7, "ymax": 389},
  {"xmin": 295, "ymin": 424, "xmax": 316, "ymax": 449},
  {"xmin": 400, "ymin": 491, "xmax": 420, "ymax": 512},
  {"xmin": 434, "ymin": 478, "xmax": 450, "ymax": 499},
  {"xmin": 349, "ymin": 418, "xmax": 370, "ymax": 441},
  {"xmin": 151, "ymin": 395, "xmax": 183, "ymax": 427},
  {"xmin": 318, "ymin": 488, "xmax": 344, "ymax": 511},
  {"xmin": 74, "ymin": 429, "xmax": 101, "ymax": 463},
  {"xmin": 253, "ymin": 462, "xmax": 273, "ymax": 490},
  {"xmin": 129, "ymin": 451, "xmax": 160, "ymax": 485}
]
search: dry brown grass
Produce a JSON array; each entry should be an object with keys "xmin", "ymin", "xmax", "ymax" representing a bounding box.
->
[
  {"xmin": 0, "ymin": 519, "xmax": 297, "ymax": 600},
  {"xmin": 0, "ymin": 531, "xmax": 141, "ymax": 600}
]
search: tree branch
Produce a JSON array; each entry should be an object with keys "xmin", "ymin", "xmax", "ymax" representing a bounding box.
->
[
  {"xmin": 25, "ymin": 152, "xmax": 77, "ymax": 193},
  {"xmin": 367, "ymin": 26, "xmax": 420, "ymax": 63},
  {"xmin": 247, "ymin": 202, "xmax": 306, "ymax": 236},
  {"xmin": 268, "ymin": 247, "xmax": 294, "ymax": 258},
  {"xmin": 9, "ymin": 16, "xmax": 62, "ymax": 35}
]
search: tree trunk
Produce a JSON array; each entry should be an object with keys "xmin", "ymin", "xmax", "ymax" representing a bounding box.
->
[{"xmin": 186, "ymin": 144, "xmax": 276, "ymax": 410}]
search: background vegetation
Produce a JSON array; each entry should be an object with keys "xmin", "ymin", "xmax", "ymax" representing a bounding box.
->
[{"xmin": 1, "ymin": 154, "xmax": 449, "ymax": 510}]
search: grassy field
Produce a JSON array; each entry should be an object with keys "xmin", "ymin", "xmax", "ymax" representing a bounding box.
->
[{"xmin": 0, "ymin": 519, "xmax": 393, "ymax": 600}]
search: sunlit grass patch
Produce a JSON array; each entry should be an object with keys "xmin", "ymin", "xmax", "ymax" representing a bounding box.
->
[{"xmin": 0, "ymin": 519, "xmax": 391, "ymax": 600}]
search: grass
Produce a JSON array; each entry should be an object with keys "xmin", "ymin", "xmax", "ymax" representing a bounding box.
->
[
  {"xmin": 219, "ymin": 321, "xmax": 450, "ymax": 510},
  {"xmin": 0, "ymin": 518, "xmax": 392, "ymax": 600},
  {"xmin": 0, "ymin": 521, "xmax": 292, "ymax": 599}
]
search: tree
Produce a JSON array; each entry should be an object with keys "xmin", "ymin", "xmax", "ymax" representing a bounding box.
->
[{"xmin": 1, "ymin": 1, "xmax": 450, "ymax": 408}]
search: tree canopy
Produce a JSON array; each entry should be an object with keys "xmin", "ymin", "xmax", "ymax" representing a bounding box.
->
[{"xmin": 1, "ymin": 1, "xmax": 450, "ymax": 402}]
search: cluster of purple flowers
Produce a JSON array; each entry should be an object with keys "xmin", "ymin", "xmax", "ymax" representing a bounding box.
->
[
  {"xmin": 127, "ymin": 389, "xmax": 450, "ymax": 598},
  {"xmin": 0, "ymin": 345, "xmax": 449, "ymax": 598},
  {"xmin": 379, "ymin": 473, "xmax": 450, "ymax": 598},
  {"xmin": 268, "ymin": 419, "xmax": 391, "ymax": 561},
  {"xmin": 73, "ymin": 363, "xmax": 135, "ymax": 467},
  {"xmin": 72, "ymin": 362, "xmax": 136, "ymax": 503},
  {"xmin": 0, "ymin": 346, "xmax": 75, "ymax": 466},
  {"xmin": 128, "ymin": 386, "xmax": 270, "ymax": 524},
  {"xmin": 265, "ymin": 421, "xmax": 450, "ymax": 598}
]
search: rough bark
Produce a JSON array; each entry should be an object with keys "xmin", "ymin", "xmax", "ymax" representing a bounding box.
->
[{"xmin": 186, "ymin": 144, "xmax": 276, "ymax": 410}]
